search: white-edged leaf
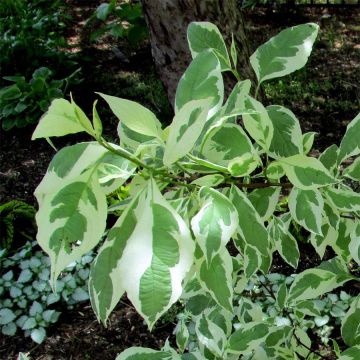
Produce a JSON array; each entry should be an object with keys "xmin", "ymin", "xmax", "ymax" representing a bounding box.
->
[
  {"xmin": 228, "ymin": 153, "xmax": 259, "ymax": 177},
  {"xmin": 349, "ymin": 221, "xmax": 360, "ymax": 265},
  {"xmin": 289, "ymin": 187, "xmax": 324, "ymax": 235},
  {"xmin": 116, "ymin": 347, "xmax": 173, "ymax": 360},
  {"xmin": 176, "ymin": 320, "xmax": 189, "ymax": 353},
  {"xmin": 343, "ymin": 157, "xmax": 360, "ymax": 181},
  {"xmin": 248, "ymin": 187, "xmax": 281, "ymax": 221},
  {"xmin": 302, "ymin": 132, "xmax": 317, "ymax": 154},
  {"xmin": 243, "ymin": 96, "xmax": 273, "ymax": 151},
  {"xmin": 89, "ymin": 179, "xmax": 194, "ymax": 329},
  {"xmin": 250, "ymin": 23, "xmax": 319, "ymax": 84},
  {"xmin": 163, "ymin": 98, "xmax": 213, "ymax": 166},
  {"xmin": 324, "ymin": 187, "xmax": 360, "ymax": 212},
  {"xmin": 267, "ymin": 105, "xmax": 303, "ymax": 159},
  {"xmin": 310, "ymin": 222, "xmax": 338, "ymax": 259},
  {"xmin": 187, "ymin": 22, "xmax": 230, "ymax": 70},
  {"xmin": 319, "ymin": 144, "xmax": 339, "ymax": 175},
  {"xmin": 220, "ymin": 80, "xmax": 251, "ymax": 118},
  {"xmin": 338, "ymin": 113, "xmax": 360, "ymax": 164},
  {"xmin": 175, "ymin": 49, "xmax": 223, "ymax": 118},
  {"xmin": 279, "ymin": 154, "xmax": 336, "ymax": 189},
  {"xmin": 190, "ymin": 174, "xmax": 225, "ymax": 187},
  {"xmin": 341, "ymin": 295, "xmax": 360, "ymax": 347},
  {"xmin": 191, "ymin": 187, "xmax": 238, "ymax": 263}
]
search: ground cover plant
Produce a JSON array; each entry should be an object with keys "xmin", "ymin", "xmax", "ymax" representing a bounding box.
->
[{"xmin": 31, "ymin": 21, "xmax": 360, "ymax": 359}]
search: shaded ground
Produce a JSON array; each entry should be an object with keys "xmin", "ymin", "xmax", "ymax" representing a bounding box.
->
[{"xmin": 0, "ymin": 2, "xmax": 359, "ymax": 359}]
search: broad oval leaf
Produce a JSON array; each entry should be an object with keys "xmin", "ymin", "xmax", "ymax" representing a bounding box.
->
[
  {"xmin": 175, "ymin": 50, "xmax": 223, "ymax": 118},
  {"xmin": 228, "ymin": 153, "xmax": 259, "ymax": 177},
  {"xmin": 187, "ymin": 22, "xmax": 230, "ymax": 71},
  {"xmin": 250, "ymin": 23, "xmax": 319, "ymax": 84},
  {"xmin": 201, "ymin": 123, "xmax": 255, "ymax": 167},
  {"xmin": 267, "ymin": 105, "xmax": 303, "ymax": 159},
  {"xmin": 89, "ymin": 179, "xmax": 194, "ymax": 329},
  {"xmin": 288, "ymin": 187, "xmax": 324, "ymax": 235},
  {"xmin": 338, "ymin": 113, "xmax": 360, "ymax": 164},
  {"xmin": 279, "ymin": 154, "xmax": 336, "ymax": 189},
  {"xmin": 163, "ymin": 98, "xmax": 213, "ymax": 166}
]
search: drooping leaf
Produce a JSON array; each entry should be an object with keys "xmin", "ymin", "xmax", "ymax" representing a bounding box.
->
[
  {"xmin": 191, "ymin": 187, "xmax": 238, "ymax": 262},
  {"xmin": 175, "ymin": 50, "xmax": 223, "ymax": 118},
  {"xmin": 250, "ymin": 23, "xmax": 319, "ymax": 84},
  {"xmin": 279, "ymin": 154, "xmax": 336, "ymax": 189},
  {"xmin": 163, "ymin": 98, "xmax": 213, "ymax": 166},
  {"xmin": 187, "ymin": 22, "xmax": 230, "ymax": 70},
  {"xmin": 338, "ymin": 113, "xmax": 360, "ymax": 164},
  {"xmin": 267, "ymin": 105, "xmax": 303, "ymax": 159},
  {"xmin": 89, "ymin": 179, "xmax": 194, "ymax": 329},
  {"xmin": 288, "ymin": 187, "xmax": 324, "ymax": 235}
]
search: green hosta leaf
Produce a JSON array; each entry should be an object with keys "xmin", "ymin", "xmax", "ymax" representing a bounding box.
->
[
  {"xmin": 163, "ymin": 98, "xmax": 213, "ymax": 166},
  {"xmin": 339, "ymin": 345, "xmax": 360, "ymax": 360},
  {"xmin": 324, "ymin": 187, "xmax": 360, "ymax": 212},
  {"xmin": 116, "ymin": 347, "xmax": 174, "ymax": 360},
  {"xmin": 195, "ymin": 310, "xmax": 227, "ymax": 357},
  {"xmin": 228, "ymin": 154, "xmax": 259, "ymax": 177},
  {"xmin": 250, "ymin": 23, "xmax": 319, "ymax": 84},
  {"xmin": 191, "ymin": 187, "xmax": 238, "ymax": 262},
  {"xmin": 98, "ymin": 93, "xmax": 162, "ymax": 140},
  {"xmin": 319, "ymin": 144, "xmax": 339, "ymax": 175},
  {"xmin": 201, "ymin": 123, "xmax": 255, "ymax": 167},
  {"xmin": 302, "ymin": 132, "xmax": 317, "ymax": 154},
  {"xmin": 248, "ymin": 187, "xmax": 281, "ymax": 221},
  {"xmin": 190, "ymin": 174, "xmax": 225, "ymax": 187},
  {"xmin": 267, "ymin": 105, "xmax": 303, "ymax": 159},
  {"xmin": 175, "ymin": 50, "xmax": 223, "ymax": 117},
  {"xmin": 349, "ymin": 221, "xmax": 360, "ymax": 264},
  {"xmin": 35, "ymin": 167, "xmax": 107, "ymax": 287},
  {"xmin": 288, "ymin": 187, "xmax": 324, "ymax": 235},
  {"xmin": 32, "ymin": 98, "xmax": 94, "ymax": 139},
  {"xmin": 187, "ymin": 22, "xmax": 230, "ymax": 70},
  {"xmin": 343, "ymin": 157, "xmax": 360, "ymax": 181},
  {"xmin": 230, "ymin": 186, "xmax": 270, "ymax": 271},
  {"xmin": 243, "ymin": 96, "xmax": 273, "ymax": 151},
  {"xmin": 220, "ymin": 80, "xmax": 251, "ymax": 119},
  {"xmin": 198, "ymin": 249, "xmax": 233, "ymax": 311},
  {"xmin": 270, "ymin": 217, "xmax": 300, "ymax": 268},
  {"xmin": 0, "ymin": 308, "xmax": 16, "ymax": 325},
  {"xmin": 228, "ymin": 322, "xmax": 270, "ymax": 354},
  {"xmin": 338, "ymin": 113, "xmax": 360, "ymax": 164},
  {"xmin": 341, "ymin": 295, "xmax": 360, "ymax": 346},
  {"xmin": 287, "ymin": 258, "xmax": 354, "ymax": 304},
  {"xmin": 279, "ymin": 154, "xmax": 336, "ymax": 189},
  {"xmin": 89, "ymin": 179, "xmax": 194, "ymax": 329}
]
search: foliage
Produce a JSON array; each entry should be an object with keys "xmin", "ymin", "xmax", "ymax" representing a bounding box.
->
[
  {"xmin": 0, "ymin": 200, "xmax": 35, "ymax": 251},
  {"xmin": 88, "ymin": 0, "xmax": 148, "ymax": 45},
  {"xmin": 0, "ymin": 67, "xmax": 81, "ymax": 130},
  {"xmin": 0, "ymin": 242, "xmax": 92, "ymax": 343},
  {"xmin": 32, "ymin": 21, "xmax": 360, "ymax": 359},
  {"xmin": 0, "ymin": 0, "xmax": 76, "ymax": 77}
]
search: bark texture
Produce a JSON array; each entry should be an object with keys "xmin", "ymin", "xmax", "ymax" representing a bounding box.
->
[{"xmin": 141, "ymin": 0, "xmax": 255, "ymax": 106}]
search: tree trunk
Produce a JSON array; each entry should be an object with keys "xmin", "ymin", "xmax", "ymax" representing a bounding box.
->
[{"xmin": 141, "ymin": 0, "xmax": 256, "ymax": 107}]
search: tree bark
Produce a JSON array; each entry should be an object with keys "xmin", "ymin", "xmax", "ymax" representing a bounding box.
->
[{"xmin": 141, "ymin": 0, "xmax": 256, "ymax": 106}]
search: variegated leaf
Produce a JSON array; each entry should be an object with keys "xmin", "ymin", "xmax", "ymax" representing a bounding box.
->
[
  {"xmin": 250, "ymin": 23, "xmax": 319, "ymax": 84},
  {"xmin": 343, "ymin": 157, "xmax": 360, "ymax": 181},
  {"xmin": 269, "ymin": 218, "xmax": 300, "ymax": 268},
  {"xmin": 163, "ymin": 98, "xmax": 213, "ymax": 166},
  {"xmin": 279, "ymin": 154, "xmax": 336, "ymax": 189},
  {"xmin": 338, "ymin": 113, "xmax": 360, "ymax": 164},
  {"xmin": 228, "ymin": 322, "xmax": 270, "ymax": 355},
  {"xmin": 190, "ymin": 174, "xmax": 225, "ymax": 187},
  {"xmin": 287, "ymin": 258, "xmax": 355, "ymax": 304},
  {"xmin": 36, "ymin": 168, "xmax": 107, "ymax": 288},
  {"xmin": 228, "ymin": 153, "xmax": 259, "ymax": 177},
  {"xmin": 341, "ymin": 295, "xmax": 360, "ymax": 347},
  {"xmin": 191, "ymin": 187, "xmax": 238, "ymax": 262},
  {"xmin": 267, "ymin": 105, "xmax": 303, "ymax": 159},
  {"xmin": 176, "ymin": 320, "xmax": 189, "ymax": 353},
  {"xmin": 302, "ymin": 132, "xmax": 317, "ymax": 154},
  {"xmin": 310, "ymin": 222, "xmax": 338, "ymax": 259},
  {"xmin": 198, "ymin": 249, "xmax": 233, "ymax": 311},
  {"xmin": 349, "ymin": 221, "xmax": 360, "ymax": 265},
  {"xmin": 187, "ymin": 22, "xmax": 230, "ymax": 71},
  {"xmin": 89, "ymin": 179, "xmax": 194, "ymax": 329},
  {"xmin": 333, "ymin": 219, "xmax": 356, "ymax": 262},
  {"xmin": 201, "ymin": 123, "xmax": 255, "ymax": 167},
  {"xmin": 116, "ymin": 347, "xmax": 175, "ymax": 360},
  {"xmin": 338, "ymin": 346, "xmax": 360, "ymax": 360},
  {"xmin": 175, "ymin": 49, "xmax": 223, "ymax": 118},
  {"xmin": 319, "ymin": 144, "xmax": 339, "ymax": 175},
  {"xmin": 243, "ymin": 96, "xmax": 273, "ymax": 151},
  {"xmin": 323, "ymin": 187, "xmax": 360, "ymax": 212},
  {"xmin": 237, "ymin": 298, "xmax": 264, "ymax": 324},
  {"xmin": 248, "ymin": 187, "xmax": 281, "ymax": 221},
  {"xmin": 266, "ymin": 161, "xmax": 285, "ymax": 181},
  {"xmin": 117, "ymin": 121, "xmax": 156, "ymax": 151},
  {"xmin": 288, "ymin": 187, "xmax": 324, "ymax": 235},
  {"xmin": 32, "ymin": 98, "xmax": 94, "ymax": 139}
]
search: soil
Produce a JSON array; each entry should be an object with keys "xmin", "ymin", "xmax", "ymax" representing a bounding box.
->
[{"xmin": 0, "ymin": 1, "xmax": 359, "ymax": 359}]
